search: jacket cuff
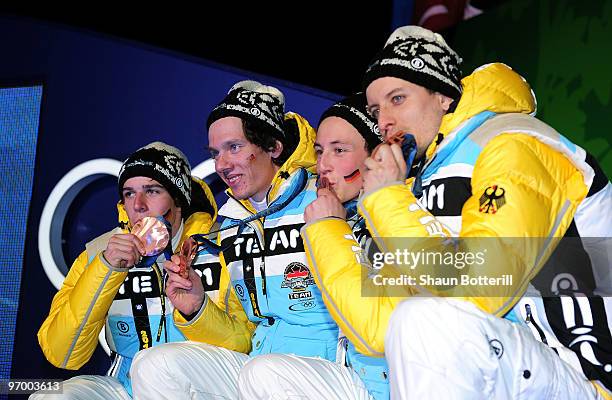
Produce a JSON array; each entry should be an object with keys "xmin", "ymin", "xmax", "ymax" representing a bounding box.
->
[
  {"xmin": 98, "ymin": 252, "xmax": 128, "ymax": 273},
  {"xmin": 174, "ymin": 295, "xmax": 209, "ymax": 326},
  {"xmin": 301, "ymin": 216, "xmax": 349, "ymax": 234},
  {"xmin": 359, "ymin": 181, "xmax": 407, "ymax": 205}
]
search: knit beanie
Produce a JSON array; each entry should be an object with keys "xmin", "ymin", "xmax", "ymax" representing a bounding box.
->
[
  {"xmin": 319, "ymin": 93, "xmax": 382, "ymax": 152},
  {"xmin": 118, "ymin": 141, "xmax": 191, "ymax": 208},
  {"xmin": 207, "ymin": 80, "xmax": 286, "ymax": 142},
  {"xmin": 363, "ymin": 25, "xmax": 463, "ymax": 100}
]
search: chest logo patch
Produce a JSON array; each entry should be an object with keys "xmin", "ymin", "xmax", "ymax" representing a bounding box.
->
[{"xmin": 281, "ymin": 262, "xmax": 315, "ymax": 303}]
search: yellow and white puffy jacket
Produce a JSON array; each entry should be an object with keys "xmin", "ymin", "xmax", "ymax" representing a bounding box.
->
[
  {"xmin": 37, "ymin": 177, "xmax": 218, "ymax": 395},
  {"xmin": 302, "ymin": 63, "xmax": 611, "ymax": 396}
]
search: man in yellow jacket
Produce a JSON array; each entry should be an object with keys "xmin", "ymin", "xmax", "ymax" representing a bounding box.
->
[
  {"xmin": 35, "ymin": 142, "xmax": 218, "ymax": 399},
  {"xmin": 302, "ymin": 25, "xmax": 611, "ymax": 399}
]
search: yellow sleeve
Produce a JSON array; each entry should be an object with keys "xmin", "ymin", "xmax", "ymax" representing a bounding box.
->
[
  {"xmin": 302, "ymin": 218, "xmax": 416, "ymax": 357},
  {"xmin": 174, "ymin": 251, "xmax": 255, "ymax": 353},
  {"xmin": 359, "ymin": 133, "xmax": 589, "ymax": 317},
  {"xmin": 595, "ymin": 382, "xmax": 612, "ymax": 400},
  {"xmin": 37, "ymin": 250, "xmax": 127, "ymax": 369}
]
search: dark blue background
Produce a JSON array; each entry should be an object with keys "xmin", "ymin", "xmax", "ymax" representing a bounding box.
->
[{"xmin": 0, "ymin": 16, "xmax": 338, "ymax": 382}]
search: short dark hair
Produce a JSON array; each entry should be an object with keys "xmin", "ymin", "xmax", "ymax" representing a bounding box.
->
[{"xmin": 242, "ymin": 118, "xmax": 298, "ymax": 166}]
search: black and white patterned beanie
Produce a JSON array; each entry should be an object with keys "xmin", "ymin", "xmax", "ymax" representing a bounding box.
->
[
  {"xmin": 118, "ymin": 141, "xmax": 191, "ymax": 208},
  {"xmin": 363, "ymin": 25, "xmax": 463, "ymax": 100},
  {"xmin": 207, "ymin": 80, "xmax": 286, "ymax": 142},
  {"xmin": 319, "ymin": 93, "xmax": 383, "ymax": 152}
]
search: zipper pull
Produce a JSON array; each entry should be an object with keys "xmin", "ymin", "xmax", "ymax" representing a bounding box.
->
[
  {"xmin": 525, "ymin": 303, "xmax": 533, "ymax": 323},
  {"xmin": 260, "ymin": 261, "xmax": 267, "ymax": 295},
  {"xmin": 524, "ymin": 303, "xmax": 548, "ymax": 344}
]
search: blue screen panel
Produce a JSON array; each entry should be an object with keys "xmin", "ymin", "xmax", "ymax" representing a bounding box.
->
[{"xmin": 0, "ymin": 85, "xmax": 42, "ymax": 380}]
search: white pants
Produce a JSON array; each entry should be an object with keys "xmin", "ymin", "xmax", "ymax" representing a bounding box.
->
[
  {"xmin": 238, "ymin": 353, "xmax": 374, "ymax": 399},
  {"xmin": 29, "ymin": 375, "xmax": 131, "ymax": 400},
  {"xmin": 130, "ymin": 341, "xmax": 373, "ymax": 400},
  {"xmin": 130, "ymin": 341, "xmax": 249, "ymax": 399},
  {"xmin": 385, "ymin": 297, "xmax": 601, "ymax": 400}
]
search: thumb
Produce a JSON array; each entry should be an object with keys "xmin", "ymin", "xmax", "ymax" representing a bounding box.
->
[
  {"xmin": 317, "ymin": 187, "xmax": 331, "ymax": 197},
  {"xmin": 390, "ymin": 143, "xmax": 407, "ymax": 175}
]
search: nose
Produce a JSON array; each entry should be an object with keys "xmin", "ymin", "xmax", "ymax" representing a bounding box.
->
[
  {"xmin": 215, "ymin": 151, "xmax": 232, "ymax": 174},
  {"xmin": 317, "ymin": 150, "xmax": 332, "ymax": 176},
  {"xmin": 133, "ymin": 191, "xmax": 147, "ymax": 212},
  {"xmin": 377, "ymin": 108, "xmax": 394, "ymax": 140}
]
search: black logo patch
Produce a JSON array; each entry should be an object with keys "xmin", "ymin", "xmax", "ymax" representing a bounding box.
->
[
  {"xmin": 234, "ymin": 284, "xmax": 245, "ymax": 298},
  {"xmin": 489, "ymin": 339, "xmax": 504, "ymax": 359},
  {"xmin": 117, "ymin": 321, "xmax": 130, "ymax": 334},
  {"xmin": 479, "ymin": 185, "xmax": 506, "ymax": 214}
]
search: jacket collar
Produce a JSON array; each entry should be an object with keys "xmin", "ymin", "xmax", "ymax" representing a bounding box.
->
[{"xmin": 424, "ymin": 63, "xmax": 537, "ymax": 161}]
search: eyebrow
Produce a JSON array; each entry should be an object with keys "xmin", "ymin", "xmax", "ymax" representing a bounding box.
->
[
  {"xmin": 314, "ymin": 140, "xmax": 352, "ymax": 147},
  {"xmin": 386, "ymin": 87, "xmax": 405, "ymax": 99},
  {"xmin": 207, "ymin": 139, "xmax": 246, "ymax": 152},
  {"xmin": 143, "ymin": 184, "xmax": 165, "ymax": 190},
  {"xmin": 368, "ymin": 87, "xmax": 405, "ymax": 111},
  {"xmin": 122, "ymin": 184, "xmax": 165, "ymax": 192}
]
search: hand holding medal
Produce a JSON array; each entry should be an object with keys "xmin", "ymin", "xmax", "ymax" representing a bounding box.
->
[
  {"xmin": 102, "ymin": 215, "xmax": 170, "ymax": 269},
  {"xmin": 364, "ymin": 132, "xmax": 416, "ymax": 194},
  {"xmin": 163, "ymin": 235, "xmax": 205, "ymax": 316},
  {"xmin": 371, "ymin": 131, "xmax": 417, "ymax": 173}
]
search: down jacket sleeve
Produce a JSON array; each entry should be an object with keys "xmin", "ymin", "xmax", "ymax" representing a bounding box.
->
[
  {"xmin": 174, "ymin": 251, "xmax": 255, "ymax": 353},
  {"xmin": 37, "ymin": 249, "xmax": 128, "ymax": 369}
]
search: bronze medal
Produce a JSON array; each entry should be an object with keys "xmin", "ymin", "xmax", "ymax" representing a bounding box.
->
[
  {"xmin": 317, "ymin": 176, "xmax": 329, "ymax": 189},
  {"xmin": 131, "ymin": 216, "xmax": 170, "ymax": 256},
  {"xmin": 177, "ymin": 236, "xmax": 199, "ymax": 278}
]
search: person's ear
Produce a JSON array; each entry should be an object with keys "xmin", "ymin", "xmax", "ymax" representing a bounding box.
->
[
  {"xmin": 270, "ymin": 140, "xmax": 283, "ymax": 158},
  {"xmin": 437, "ymin": 93, "xmax": 454, "ymax": 113}
]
